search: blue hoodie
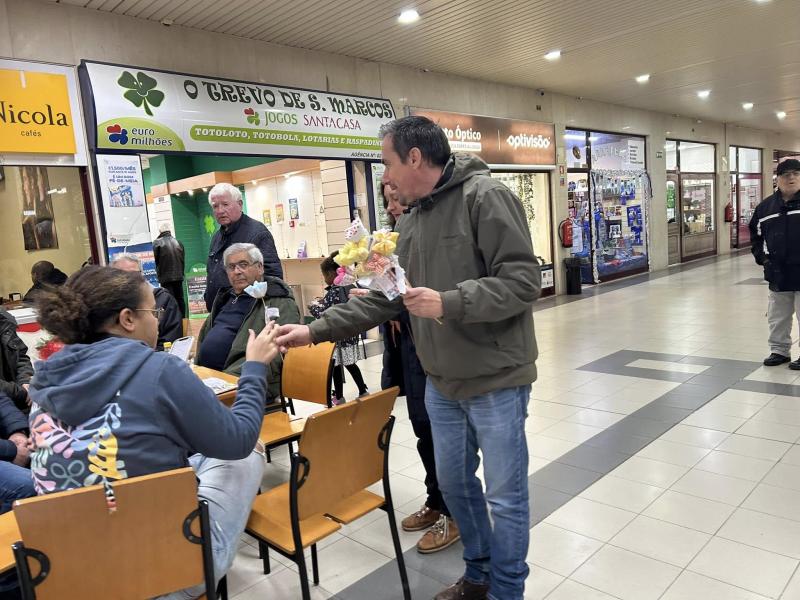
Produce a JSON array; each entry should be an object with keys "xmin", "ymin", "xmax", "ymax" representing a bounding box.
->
[{"xmin": 27, "ymin": 336, "xmax": 266, "ymax": 495}]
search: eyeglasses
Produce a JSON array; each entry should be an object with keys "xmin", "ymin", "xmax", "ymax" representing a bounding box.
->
[
  {"xmin": 779, "ymin": 170, "xmax": 800, "ymax": 178},
  {"xmin": 135, "ymin": 307, "xmax": 165, "ymax": 319},
  {"xmin": 225, "ymin": 260, "xmax": 259, "ymax": 272}
]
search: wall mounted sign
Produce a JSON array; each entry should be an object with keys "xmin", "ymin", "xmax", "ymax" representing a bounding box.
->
[
  {"xmin": 0, "ymin": 59, "xmax": 87, "ymax": 166},
  {"xmin": 81, "ymin": 61, "xmax": 396, "ymax": 160},
  {"xmin": 411, "ymin": 108, "xmax": 556, "ymax": 167}
]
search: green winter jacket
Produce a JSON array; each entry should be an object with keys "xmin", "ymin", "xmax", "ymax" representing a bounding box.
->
[
  {"xmin": 198, "ymin": 276, "xmax": 301, "ymax": 399},
  {"xmin": 308, "ymin": 153, "xmax": 541, "ymax": 400}
]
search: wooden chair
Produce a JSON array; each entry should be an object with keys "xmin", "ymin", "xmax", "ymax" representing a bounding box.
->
[
  {"xmin": 182, "ymin": 318, "xmax": 190, "ymax": 337},
  {"xmin": 280, "ymin": 341, "xmax": 336, "ymax": 414},
  {"xmin": 0, "ymin": 512, "xmax": 20, "ymax": 575},
  {"xmin": 11, "ymin": 468, "xmax": 224, "ymax": 600},
  {"xmin": 245, "ymin": 388, "xmax": 411, "ymax": 600}
]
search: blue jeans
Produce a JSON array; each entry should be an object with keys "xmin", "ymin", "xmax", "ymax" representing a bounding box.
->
[
  {"xmin": 0, "ymin": 460, "xmax": 35, "ymax": 514},
  {"xmin": 160, "ymin": 451, "xmax": 264, "ymax": 599},
  {"xmin": 425, "ymin": 381, "xmax": 530, "ymax": 600}
]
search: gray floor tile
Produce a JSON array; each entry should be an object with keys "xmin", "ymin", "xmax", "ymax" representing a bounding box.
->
[
  {"xmin": 658, "ymin": 394, "xmax": 715, "ymax": 410},
  {"xmin": 531, "ymin": 484, "xmax": 574, "ymax": 525},
  {"xmin": 401, "ymin": 541, "xmax": 465, "ymax": 585},
  {"xmin": 633, "ymin": 403, "xmax": 694, "ymax": 423},
  {"xmin": 584, "ymin": 428, "xmax": 654, "ymax": 455},
  {"xmin": 612, "ymin": 416, "xmax": 675, "ymax": 438},
  {"xmin": 734, "ymin": 380, "xmax": 800, "ymax": 397},
  {"xmin": 686, "ymin": 374, "xmax": 743, "ymax": 388},
  {"xmin": 556, "ymin": 444, "xmax": 631, "ymax": 474},
  {"xmin": 532, "ymin": 462, "xmax": 605, "ymax": 496},
  {"xmin": 335, "ymin": 562, "xmax": 444, "ymax": 600}
]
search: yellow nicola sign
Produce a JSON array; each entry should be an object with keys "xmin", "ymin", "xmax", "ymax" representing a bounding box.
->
[{"xmin": 0, "ymin": 68, "xmax": 76, "ymax": 154}]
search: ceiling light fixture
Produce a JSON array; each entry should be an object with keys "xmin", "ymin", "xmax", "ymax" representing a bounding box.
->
[
  {"xmin": 544, "ymin": 50, "xmax": 562, "ymax": 61},
  {"xmin": 251, "ymin": 180, "xmax": 257, "ymax": 185},
  {"xmin": 187, "ymin": 189, "xmax": 194, "ymax": 196},
  {"xmin": 398, "ymin": 9, "xmax": 420, "ymax": 24},
  {"xmin": 697, "ymin": 90, "xmax": 711, "ymax": 99},
  {"xmin": 776, "ymin": 111, "xmax": 787, "ymax": 120},
  {"xmin": 742, "ymin": 102, "xmax": 754, "ymax": 110},
  {"xmin": 635, "ymin": 74, "xmax": 650, "ymax": 84}
]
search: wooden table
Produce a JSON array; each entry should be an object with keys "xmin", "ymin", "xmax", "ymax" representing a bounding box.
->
[
  {"xmin": 191, "ymin": 365, "xmax": 306, "ymax": 446},
  {"xmin": 0, "ymin": 511, "xmax": 20, "ymax": 573},
  {"xmin": 191, "ymin": 365, "xmax": 240, "ymax": 406}
]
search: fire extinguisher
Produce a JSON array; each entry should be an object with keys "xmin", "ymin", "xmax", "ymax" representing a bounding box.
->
[
  {"xmin": 724, "ymin": 202, "xmax": 734, "ymax": 223},
  {"xmin": 558, "ymin": 218, "xmax": 573, "ymax": 248}
]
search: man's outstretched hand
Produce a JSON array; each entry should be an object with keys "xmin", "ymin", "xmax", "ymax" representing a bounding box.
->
[{"xmin": 275, "ymin": 324, "xmax": 313, "ymax": 352}]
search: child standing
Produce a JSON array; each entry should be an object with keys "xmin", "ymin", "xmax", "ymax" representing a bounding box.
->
[{"xmin": 308, "ymin": 252, "xmax": 369, "ymax": 404}]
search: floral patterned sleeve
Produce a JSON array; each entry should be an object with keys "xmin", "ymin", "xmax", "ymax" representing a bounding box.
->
[{"xmin": 308, "ymin": 288, "xmax": 339, "ymax": 319}]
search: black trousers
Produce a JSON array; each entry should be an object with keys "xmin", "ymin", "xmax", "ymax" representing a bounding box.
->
[
  {"xmin": 332, "ymin": 363, "xmax": 368, "ymax": 399},
  {"xmin": 410, "ymin": 417, "xmax": 449, "ymax": 516},
  {"xmin": 161, "ymin": 280, "xmax": 186, "ymax": 318}
]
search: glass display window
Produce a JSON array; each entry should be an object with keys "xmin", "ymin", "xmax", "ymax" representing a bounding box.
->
[
  {"xmin": 490, "ymin": 171, "xmax": 552, "ymax": 268},
  {"xmin": 679, "ymin": 142, "xmax": 715, "ymax": 173},
  {"xmin": 666, "ymin": 141, "xmax": 678, "ymax": 172},
  {"xmin": 564, "ymin": 130, "xmax": 590, "ymax": 170},
  {"xmin": 729, "ymin": 146, "xmax": 763, "ymax": 248}
]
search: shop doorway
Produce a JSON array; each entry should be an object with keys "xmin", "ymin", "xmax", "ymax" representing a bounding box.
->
[
  {"xmin": 666, "ymin": 140, "xmax": 717, "ymax": 264},
  {"xmin": 729, "ymin": 146, "xmax": 762, "ymax": 249}
]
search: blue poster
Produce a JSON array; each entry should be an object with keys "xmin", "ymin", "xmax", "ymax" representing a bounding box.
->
[{"xmin": 108, "ymin": 242, "xmax": 159, "ymax": 287}]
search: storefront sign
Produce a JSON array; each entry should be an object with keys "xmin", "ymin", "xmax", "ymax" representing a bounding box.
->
[
  {"xmin": 97, "ymin": 154, "xmax": 152, "ymax": 251},
  {"xmin": 411, "ymin": 108, "xmax": 555, "ymax": 167},
  {"xmin": 81, "ymin": 61, "xmax": 396, "ymax": 160},
  {"xmin": 0, "ymin": 59, "xmax": 87, "ymax": 166}
]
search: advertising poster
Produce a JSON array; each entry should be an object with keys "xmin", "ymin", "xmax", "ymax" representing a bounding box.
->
[
  {"xmin": 186, "ymin": 265, "xmax": 208, "ymax": 317},
  {"xmin": 262, "ymin": 209, "xmax": 272, "ymax": 227},
  {"xmin": 82, "ymin": 62, "xmax": 396, "ymax": 160},
  {"xmin": 108, "ymin": 242, "xmax": 158, "ymax": 287},
  {"xmin": 370, "ymin": 163, "xmax": 392, "ymax": 230},
  {"xmin": 96, "ymin": 154, "xmax": 151, "ymax": 249},
  {"xmin": 275, "ymin": 203, "xmax": 285, "ymax": 224},
  {"xmin": 288, "ymin": 197, "xmax": 299, "ymax": 220},
  {"xmin": 19, "ymin": 166, "xmax": 58, "ymax": 250}
]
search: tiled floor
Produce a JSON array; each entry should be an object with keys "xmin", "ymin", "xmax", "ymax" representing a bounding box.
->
[{"xmin": 228, "ymin": 253, "xmax": 800, "ymax": 600}]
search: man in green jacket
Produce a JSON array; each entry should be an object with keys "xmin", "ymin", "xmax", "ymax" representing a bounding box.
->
[
  {"xmin": 198, "ymin": 242, "xmax": 300, "ymax": 402},
  {"xmin": 277, "ymin": 116, "xmax": 540, "ymax": 600}
]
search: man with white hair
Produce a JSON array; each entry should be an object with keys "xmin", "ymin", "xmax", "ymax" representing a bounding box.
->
[
  {"xmin": 110, "ymin": 253, "xmax": 183, "ymax": 351},
  {"xmin": 205, "ymin": 183, "xmax": 281, "ymax": 311},
  {"xmin": 197, "ymin": 243, "xmax": 299, "ymax": 401},
  {"xmin": 152, "ymin": 223, "xmax": 186, "ymax": 317}
]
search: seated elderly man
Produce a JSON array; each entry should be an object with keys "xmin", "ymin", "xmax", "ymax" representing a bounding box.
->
[
  {"xmin": 197, "ymin": 243, "xmax": 299, "ymax": 401},
  {"xmin": 0, "ymin": 307, "xmax": 34, "ymax": 410},
  {"xmin": 110, "ymin": 253, "xmax": 182, "ymax": 351}
]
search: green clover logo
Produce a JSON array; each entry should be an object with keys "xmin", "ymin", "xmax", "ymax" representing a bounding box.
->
[
  {"xmin": 204, "ymin": 215, "xmax": 216, "ymax": 235},
  {"xmin": 118, "ymin": 71, "xmax": 164, "ymax": 117}
]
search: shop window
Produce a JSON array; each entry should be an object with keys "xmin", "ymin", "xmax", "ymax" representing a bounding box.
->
[
  {"xmin": 0, "ymin": 166, "xmax": 92, "ymax": 299},
  {"xmin": 665, "ymin": 141, "xmax": 678, "ymax": 172},
  {"xmin": 739, "ymin": 147, "xmax": 761, "ymax": 173},
  {"xmin": 679, "ymin": 142, "xmax": 715, "ymax": 173},
  {"xmin": 564, "ymin": 130, "xmax": 589, "ymax": 170},
  {"xmin": 489, "ymin": 172, "xmax": 552, "ymax": 266}
]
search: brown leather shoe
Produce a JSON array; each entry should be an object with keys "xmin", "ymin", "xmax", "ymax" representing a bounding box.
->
[
  {"xmin": 434, "ymin": 577, "xmax": 489, "ymax": 600},
  {"xmin": 417, "ymin": 515, "xmax": 460, "ymax": 554},
  {"xmin": 401, "ymin": 505, "xmax": 440, "ymax": 532}
]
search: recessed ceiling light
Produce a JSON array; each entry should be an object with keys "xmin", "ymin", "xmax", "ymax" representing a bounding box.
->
[
  {"xmin": 635, "ymin": 74, "xmax": 650, "ymax": 84},
  {"xmin": 398, "ymin": 9, "xmax": 420, "ymax": 24},
  {"xmin": 697, "ymin": 90, "xmax": 711, "ymax": 99},
  {"xmin": 777, "ymin": 111, "xmax": 787, "ymax": 120},
  {"xmin": 742, "ymin": 102, "xmax": 754, "ymax": 110},
  {"xmin": 544, "ymin": 50, "xmax": 562, "ymax": 61},
  {"xmin": 251, "ymin": 180, "xmax": 257, "ymax": 185}
]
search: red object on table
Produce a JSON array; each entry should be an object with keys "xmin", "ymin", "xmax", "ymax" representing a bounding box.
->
[
  {"xmin": 37, "ymin": 339, "xmax": 65, "ymax": 360},
  {"xmin": 16, "ymin": 324, "xmax": 40, "ymax": 333}
]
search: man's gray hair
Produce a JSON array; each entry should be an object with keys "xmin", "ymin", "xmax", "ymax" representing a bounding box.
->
[
  {"xmin": 158, "ymin": 222, "xmax": 172, "ymax": 233},
  {"xmin": 110, "ymin": 253, "xmax": 142, "ymax": 270},
  {"xmin": 223, "ymin": 243, "xmax": 263, "ymax": 266},
  {"xmin": 208, "ymin": 182, "xmax": 243, "ymax": 205}
]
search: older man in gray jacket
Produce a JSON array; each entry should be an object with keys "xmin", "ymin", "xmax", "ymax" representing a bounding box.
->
[{"xmin": 277, "ymin": 115, "xmax": 540, "ymax": 600}]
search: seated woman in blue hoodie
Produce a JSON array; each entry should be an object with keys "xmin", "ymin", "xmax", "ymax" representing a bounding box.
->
[{"xmin": 28, "ymin": 265, "xmax": 277, "ymax": 599}]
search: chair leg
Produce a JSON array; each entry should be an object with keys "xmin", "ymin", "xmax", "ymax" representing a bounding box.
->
[
  {"xmin": 387, "ymin": 509, "xmax": 411, "ymax": 600},
  {"xmin": 311, "ymin": 543, "xmax": 320, "ymax": 585},
  {"xmin": 216, "ymin": 575, "xmax": 229, "ymax": 600},
  {"xmin": 259, "ymin": 540, "xmax": 270, "ymax": 574},
  {"xmin": 296, "ymin": 549, "xmax": 312, "ymax": 600}
]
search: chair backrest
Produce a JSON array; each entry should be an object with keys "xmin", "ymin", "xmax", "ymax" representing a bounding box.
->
[
  {"xmin": 294, "ymin": 388, "xmax": 398, "ymax": 519},
  {"xmin": 182, "ymin": 318, "xmax": 190, "ymax": 337},
  {"xmin": 13, "ymin": 468, "xmax": 207, "ymax": 600},
  {"xmin": 281, "ymin": 342, "xmax": 335, "ymax": 405}
]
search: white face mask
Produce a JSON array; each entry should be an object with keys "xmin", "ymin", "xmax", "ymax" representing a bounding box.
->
[{"xmin": 244, "ymin": 281, "xmax": 269, "ymax": 299}]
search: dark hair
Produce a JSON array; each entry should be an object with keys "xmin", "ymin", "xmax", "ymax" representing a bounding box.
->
[
  {"xmin": 379, "ymin": 116, "xmax": 450, "ymax": 167},
  {"xmin": 36, "ymin": 265, "xmax": 147, "ymax": 344},
  {"xmin": 31, "ymin": 261, "xmax": 55, "ymax": 281},
  {"xmin": 320, "ymin": 251, "xmax": 339, "ymax": 276}
]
